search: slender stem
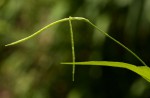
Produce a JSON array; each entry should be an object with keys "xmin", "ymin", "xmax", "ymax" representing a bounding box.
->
[
  {"xmin": 82, "ymin": 18, "xmax": 148, "ymax": 66},
  {"xmin": 5, "ymin": 16, "xmax": 147, "ymax": 68},
  {"xmin": 5, "ymin": 17, "xmax": 85, "ymax": 46},
  {"xmin": 69, "ymin": 16, "xmax": 76, "ymax": 81}
]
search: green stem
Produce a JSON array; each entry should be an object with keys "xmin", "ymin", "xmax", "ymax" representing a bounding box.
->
[
  {"xmin": 69, "ymin": 16, "xmax": 76, "ymax": 81},
  {"xmin": 5, "ymin": 17, "xmax": 85, "ymax": 46},
  {"xmin": 82, "ymin": 18, "xmax": 147, "ymax": 66},
  {"xmin": 5, "ymin": 17, "xmax": 147, "ymax": 80}
]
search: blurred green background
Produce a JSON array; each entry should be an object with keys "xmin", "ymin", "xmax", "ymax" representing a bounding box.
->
[{"xmin": 1, "ymin": 0, "xmax": 150, "ymax": 98}]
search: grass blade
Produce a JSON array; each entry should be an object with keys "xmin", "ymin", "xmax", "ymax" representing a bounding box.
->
[{"xmin": 62, "ymin": 61, "xmax": 150, "ymax": 82}]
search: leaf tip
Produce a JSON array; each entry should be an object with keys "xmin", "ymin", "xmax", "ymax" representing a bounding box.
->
[{"xmin": 5, "ymin": 44, "xmax": 11, "ymax": 47}]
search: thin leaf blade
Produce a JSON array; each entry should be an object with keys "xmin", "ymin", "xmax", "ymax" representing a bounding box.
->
[{"xmin": 62, "ymin": 61, "xmax": 150, "ymax": 82}]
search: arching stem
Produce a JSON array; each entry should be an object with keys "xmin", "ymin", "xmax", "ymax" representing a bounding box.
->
[{"xmin": 5, "ymin": 17, "xmax": 148, "ymax": 81}]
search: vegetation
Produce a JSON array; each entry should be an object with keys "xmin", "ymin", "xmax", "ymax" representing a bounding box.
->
[
  {"xmin": 5, "ymin": 16, "xmax": 150, "ymax": 83},
  {"xmin": 1, "ymin": 0, "xmax": 150, "ymax": 98}
]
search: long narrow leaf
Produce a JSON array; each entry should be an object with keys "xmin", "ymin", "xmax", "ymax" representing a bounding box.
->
[{"xmin": 62, "ymin": 61, "xmax": 150, "ymax": 82}]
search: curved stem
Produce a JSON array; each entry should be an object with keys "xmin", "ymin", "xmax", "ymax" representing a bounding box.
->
[
  {"xmin": 82, "ymin": 18, "xmax": 147, "ymax": 66},
  {"xmin": 5, "ymin": 17, "xmax": 85, "ymax": 46},
  {"xmin": 5, "ymin": 17, "xmax": 147, "ymax": 67}
]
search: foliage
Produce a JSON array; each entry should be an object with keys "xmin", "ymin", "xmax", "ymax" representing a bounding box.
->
[
  {"xmin": 5, "ymin": 17, "xmax": 150, "ymax": 83},
  {"xmin": 1, "ymin": 0, "xmax": 150, "ymax": 98}
]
